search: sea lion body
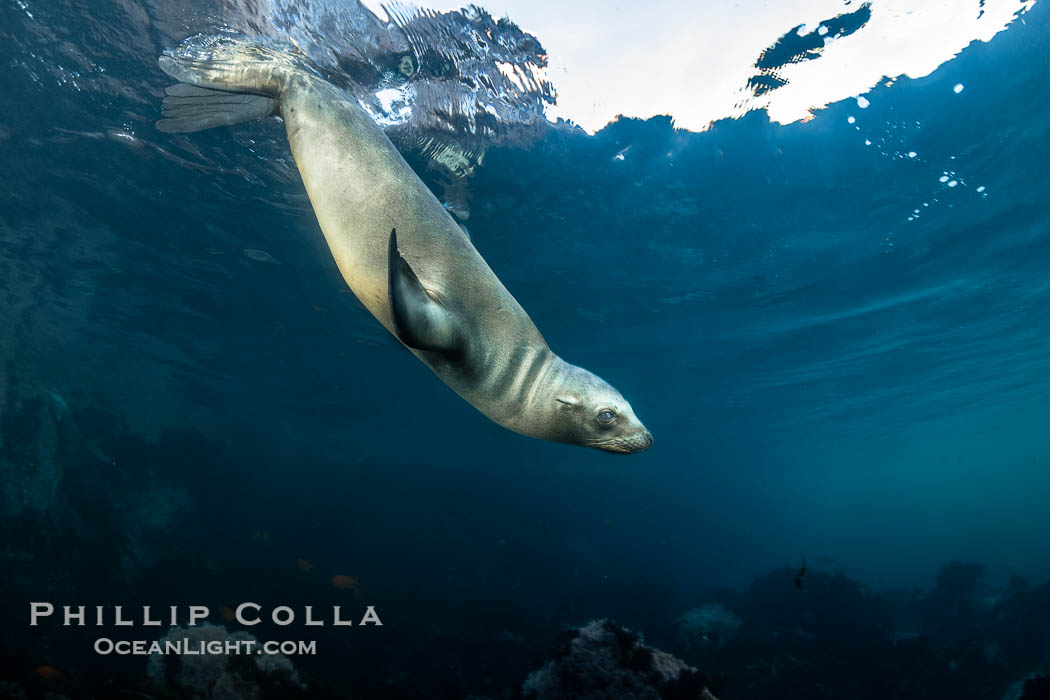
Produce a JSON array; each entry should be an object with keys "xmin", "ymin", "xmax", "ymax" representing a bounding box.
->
[
  {"xmin": 156, "ymin": 42, "xmax": 652, "ymax": 452},
  {"xmin": 279, "ymin": 76, "xmax": 549, "ymax": 432}
]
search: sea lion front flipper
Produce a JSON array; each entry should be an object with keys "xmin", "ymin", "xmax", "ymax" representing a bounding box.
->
[{"xmin": 388, "ymin": 229, "xmax": 464, "ymax": 357}]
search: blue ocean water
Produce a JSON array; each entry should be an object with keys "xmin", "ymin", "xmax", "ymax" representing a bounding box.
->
[{"xmin": 2, "ymin": 0, "xmax": 1049, "ymax": 698}]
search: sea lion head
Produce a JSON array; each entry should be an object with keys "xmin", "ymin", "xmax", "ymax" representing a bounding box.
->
[{"xmin": 530, "ymin": 356, "xmax": 653, "ymax": 454}]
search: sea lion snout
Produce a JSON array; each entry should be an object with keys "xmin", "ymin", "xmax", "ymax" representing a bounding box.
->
[{"xmin": 593, "ymin": 428, "xmax": 654, "ymax": 454}]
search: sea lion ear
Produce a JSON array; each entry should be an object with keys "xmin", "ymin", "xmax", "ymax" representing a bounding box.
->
[
  {"xmin": 388, "ymin": 229, "xmax": 465, "ymax": 358},
  {"xmin": 555, "ymin": 396, "xmax": 578, "ymax": 407}
]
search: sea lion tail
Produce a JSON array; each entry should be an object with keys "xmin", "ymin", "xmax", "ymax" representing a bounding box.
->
[{"xmin": 156, "ymin": 37, "xmax": 295, "ymax": 133}]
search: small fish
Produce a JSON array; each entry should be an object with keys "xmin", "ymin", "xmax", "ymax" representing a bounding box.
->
[
  {"xmin": 794, "ymin": 557, "xmax": 807, "ymax": 590},
  {"xmin": 331, "ymin": 574, "xmax": 358, "ymax": 588},
  {"xmin": 331, "ymin": 575, "xmax": 361, "ymax": 596},
  {"xmin": 242, "ymin": 248, "xmax": 278, "ymax": 264},
  {"xmin": 35, "ymin": 665, "xmax": 65, "ymax": 681},
  {"xmin": 219, "ymin": 606, "xmax": 237, "ymax": 622},
  {"xmin": 295, "ymin": 558, "xmax": 315, "ymax": 572}
]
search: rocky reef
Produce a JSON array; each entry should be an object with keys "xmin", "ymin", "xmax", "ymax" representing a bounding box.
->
[
  {"xmin": 524, "ymin": 618, "xmax": 720, "ymax": 700},
  {"xmin": 145, "ymin": 623, "xmax": 305, "ymax": 700}
]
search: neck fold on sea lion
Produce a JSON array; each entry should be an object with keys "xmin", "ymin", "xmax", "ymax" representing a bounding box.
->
[{"xmin": 499, "ymin": 353, "xmax": 573, "ymax": 441}]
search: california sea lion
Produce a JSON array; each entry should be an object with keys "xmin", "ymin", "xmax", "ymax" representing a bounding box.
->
[{"xmin": 156, "ymin": 39, "xmax": 652, "ymax": 453}]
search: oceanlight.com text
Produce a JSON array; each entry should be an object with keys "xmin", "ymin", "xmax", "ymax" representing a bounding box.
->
[{"xmin": 94, "ymin": 637, "xmax": 317, "ymax": 656}]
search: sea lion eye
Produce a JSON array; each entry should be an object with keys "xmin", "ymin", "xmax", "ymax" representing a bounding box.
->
[{"xmin": 597, "ymin": 409, "xmax": 616, "ymax": 424}]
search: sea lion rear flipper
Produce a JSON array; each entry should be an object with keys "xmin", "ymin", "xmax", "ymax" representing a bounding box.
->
[
  {"xmin": 155, "ymin": 38, "xmax": 298, "ymax": 133},
  {"xmin": 388, "ymin": 229, "xmax": 464, "ymax": 357},
  {"xmin": 157, "ymin": 84, "xmax": 277, "ymax": 133}
]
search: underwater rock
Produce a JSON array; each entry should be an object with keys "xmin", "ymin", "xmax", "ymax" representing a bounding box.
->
[
  {"xmin": 675, "ymin": 603, "xmax": 743, "ymax": 647},
  {"xmin": 0, "ymin": 392, "xmax": 80, "ymax": 520},
  {"xmin": 0, "ymin": 390, "xmax": 191, "ymax": 579},
  {"xmin": 0, "ymin": 678, "xmax": 70, "ymax": 700},
  {"xmin": 736, "ymin": 566, "xmax": 892, "ymax": 647},
  {"xmin": 922, "ymin": 560, "xmax": 987, "ymax": 642},
  {"xmin": 0, "ymin": 682, "xmax": 29, "ymax": 700},
  {"xmin": 1003, "ymin": 674, "xmax": 1050, "ymax": 700},
  {"xmin": 523, "ymin": 618, "xmax": 718, "ymax": 700},
  {"xmin": 933, "ymin": 561, "xmax": 985, "ymax": 599},
  {"xmin": 987, "ymin": 578, "xmax": 1050, "ymax": 672},
  {"xmin": 146, "ymin": 623, "xmax": 305, "ymax": 700},
  {"xmin": 1017, "ymin": 675, "xmax": 1050, "ymax": 700}
]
